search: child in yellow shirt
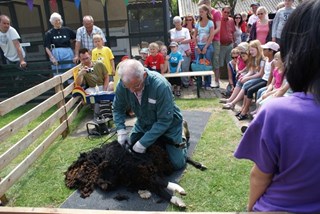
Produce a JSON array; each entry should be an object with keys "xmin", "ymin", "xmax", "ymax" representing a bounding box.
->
[{"xmin": 92, "ymin": 34, "xmax": 116, "ymax": 81}]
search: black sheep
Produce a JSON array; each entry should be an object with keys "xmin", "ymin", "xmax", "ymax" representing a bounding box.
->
[{"xmin": 65, "ymin": 139, "xmax": 187, "ymax": 208}]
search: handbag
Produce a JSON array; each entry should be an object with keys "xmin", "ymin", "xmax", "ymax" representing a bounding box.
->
[{"xmin": 191, "ymin": 56, "xmax": 213, "ymax": 71}]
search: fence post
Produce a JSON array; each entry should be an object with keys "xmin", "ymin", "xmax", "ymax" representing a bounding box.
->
[
  {"xmin": 54, "ymin": 76, "xmax": 69, "ymax": 138},
  {"xmin": 0, "ymin": 179, "xmax": 8, "ymax": 206}
]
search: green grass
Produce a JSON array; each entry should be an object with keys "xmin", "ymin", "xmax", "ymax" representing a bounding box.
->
[{"xmin": 0, "ymin": 99, "xmax": 253, "ymax": 211}]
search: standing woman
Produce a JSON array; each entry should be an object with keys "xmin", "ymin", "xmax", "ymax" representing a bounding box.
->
[
  {"xmin": 44, "ymin": 12, "xmax": 76, "ymax": 70},
  {"xmin": 194, "ymin": 4, "xmax": 214, "ymax": 88},
  {"xmin": 249, "ymin": 6, "xmax": 272, "ymax": 45},
  {"xmin": 182, "ymin": 14, "xmax": 196, "ymax": 63},
  {"xmin": 233, "ymin": 13, "xmax": 243, "ymax": 47},
  {"xmin": 169, "ymin": 16, "xmax": 191, "ymax": 88}
]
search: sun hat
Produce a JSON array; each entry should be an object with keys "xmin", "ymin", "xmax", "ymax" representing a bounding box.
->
[
  {"xmin": 250, "ymin": 2, "xmax": 260, "ymax": 7},
  {"xmin": 261, "ymin": 42, "xmax": 280, "ymax": 51},
  {"xmin": 139, "ymin": 48, "xmax": 149, "ymax": 54},
  {"xmin": 237, "ymin": 42, "xmax": 249, "ymax": 52},
  {"xmin": 169, "ymin": 41, "xmax": 179, "ymax": 47}
]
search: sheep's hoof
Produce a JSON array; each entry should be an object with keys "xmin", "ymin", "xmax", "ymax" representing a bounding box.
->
[
  {"xmin": 167, "ymin": 182, "xmax": 187, "ymax": 196},
  {"xmin": 138, "ymin": 190, "xmax": 152, "ymax": 199},
  {"xmin": 170, "ymin": 196, "xmax": 186, "ymax": 208}
]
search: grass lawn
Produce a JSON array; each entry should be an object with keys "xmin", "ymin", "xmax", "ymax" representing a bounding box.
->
[{"xmin": 0, "ymin": 98, "xmax": 252, "ymax": 211}]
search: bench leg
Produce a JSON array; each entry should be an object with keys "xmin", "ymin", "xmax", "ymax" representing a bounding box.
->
[{"xmin": 196, "ymin": 77, "xmax": 201, "ymax": 98}]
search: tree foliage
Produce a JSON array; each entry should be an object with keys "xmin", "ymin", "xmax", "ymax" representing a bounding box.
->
[{"xmin": 191, "ymin": 0, "xmax": 237, "ymax": 14}]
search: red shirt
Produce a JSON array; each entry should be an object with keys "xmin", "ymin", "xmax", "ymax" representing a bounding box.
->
[
  {"xmin": 220, "ymin": 17, "xmax": 236, "ymax": 45},
  {"xmin": 241, "ymin": 22, "xmax": 247, "ymax": 33},
  {"xmin": 144, "ymin": 53, "xmax": 165, "ymax": 72},
  {"xmin": 211, "ymin": 8, "xmax": 222, "ymax": 41}
]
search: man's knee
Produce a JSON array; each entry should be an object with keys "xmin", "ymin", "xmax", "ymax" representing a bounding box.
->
[{"xmin": 166, "ymin": 145, "xmax": 187, "ymax": 170}]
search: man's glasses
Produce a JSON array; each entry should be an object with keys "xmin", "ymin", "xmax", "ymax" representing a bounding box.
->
[{"xmin": 123, "ymin": 80, "xmax": 144, "ymax": 90}]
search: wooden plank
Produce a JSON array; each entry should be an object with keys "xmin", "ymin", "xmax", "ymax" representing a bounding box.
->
[
  {"xmin": 60, "ymin": 66, "xmax": 79, "ymax": 84},
  {"xmin": 65, "ymin": 96, "xmax": 80, "ymax": 112},
  {"xmin": 0, "ymin": 121, "xmax": 68, "ymax": 198},
  {"xmin": 66, "ymin": 98, "xmax": 82, "ymax": 125},
  {"xmin": 0, "ymin": 106, "xmax": 65, "ymax": 171},
  {"xmin": 63, "ymin": 82, "xmax": 75, "ymax": 98},
  {"xmin": 163, "ymin": 71, "xmax": 214, "ymax": 78},
  {"xmin": 54, "ymin": 77, "xmax": 68, "ymax": 138},
  {"xmin": 0, "ymin": 91, "xmax": 64, "ymax": 142},
  {"xmin": 0, "ymin": 76, "xmax": 61, "ymax": 116}
]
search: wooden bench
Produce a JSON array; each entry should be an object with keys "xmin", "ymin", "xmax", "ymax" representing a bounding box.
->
[{"xmin": 163, "ymin": 71, "xmax": 214, "ymax": 98}]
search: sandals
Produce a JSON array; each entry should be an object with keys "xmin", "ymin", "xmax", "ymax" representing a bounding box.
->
[
  {"xmin": 237, "ymin": 114, "xmax": 249, "ymax": 121},
  {"xmin": 222, "ymin": 103, "xmax": 234, "ymax": 110},
  {"xmin": 235, "ymin": 111, "xmax": 241, "ymax": 117}
]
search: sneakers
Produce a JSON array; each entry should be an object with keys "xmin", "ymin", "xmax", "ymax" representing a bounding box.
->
[{"xmin": 210, "ymin": 81, "xmax": 220, "ymax": 88}]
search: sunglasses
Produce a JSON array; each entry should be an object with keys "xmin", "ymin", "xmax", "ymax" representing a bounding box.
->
[
  {"xmin": 231, "ymin": 56, "xmax": 238, "ymax": 59},
  {"xmin": 257, "ymin": 13, "xmax": 264, "ymax": 15},
  {"xmin": 235, "ymin": 17, "xmax": 241, "ymax": 19},
  {"xmin": 186, "ymin": 19, "xmax": 193, "ymax": 21},
  {"xmin": 223, "ymin": 11, "xmax": 230, "ymax": 14}
]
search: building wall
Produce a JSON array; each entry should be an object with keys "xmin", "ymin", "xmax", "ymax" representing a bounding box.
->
[{"xmin": 0, "ymin": 0, "xmax": 168, "ymax": 63}]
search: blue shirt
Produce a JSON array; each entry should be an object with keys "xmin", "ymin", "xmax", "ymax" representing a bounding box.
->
[{"xmin": 169, "ymin": 51, "xmax": 183, "ymax": 73}]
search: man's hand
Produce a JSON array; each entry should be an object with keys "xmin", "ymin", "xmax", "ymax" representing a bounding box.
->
[
  {"xmin": 73, "ymin": 56, "xmax": 79, "ymax": 64},
  {"xmin": 132, "ymin": 141, "xmax": 146, "ymax": 153},
  {"xmin": 20, "ymin": 60, "xmax": 27, "ymax": 68},
  {"xmin": 117, "ymin": 129, "xmax": 130, "ymax": 147},
  {"xmin": 50, "ymin": 56, "xmax": 58, "ymax": 65}
]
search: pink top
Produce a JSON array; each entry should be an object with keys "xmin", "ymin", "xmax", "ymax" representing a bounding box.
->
[
  {"xmin": 273, "ymin": 67, "xmax": 284, "ymax": 89},
  {"xmin": 238, "ymin": 56, "xmax": 246, "ymax": 71},
  {"xmin": 211, "ymin": 8, "xmax": 222, "ymax": 41},
  {"xmin": 256, "ymin": 21, "xmax": 269, "ymax": 45}
]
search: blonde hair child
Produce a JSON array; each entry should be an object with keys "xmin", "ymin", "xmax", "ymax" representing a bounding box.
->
[{"xmin": 92, "ymin": 33, "xmax": 116, "ymax": 78}]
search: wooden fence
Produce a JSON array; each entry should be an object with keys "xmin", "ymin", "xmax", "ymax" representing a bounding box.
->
[
  {"xmin": 0, "ymin": 64, "xmax": 81, "ymax": 204},
  {"xmin": 0, "ymin": 61, "xmax": 73, "ymax": 101}
]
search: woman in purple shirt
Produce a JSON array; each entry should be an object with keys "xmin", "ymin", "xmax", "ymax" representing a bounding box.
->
[{"xmin": 234, "ymin": 0, "xmax": 320, "ymax": 212}]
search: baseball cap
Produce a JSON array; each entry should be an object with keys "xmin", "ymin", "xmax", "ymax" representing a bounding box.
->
[
  {"xmin": 250, "ymin": 2, "xmax": 260, "ymax": 7},
  {"xmin": 261, "ymin": 42, "xmax": 280, "ymax": 51},
  {"xmin": 139, "ymin": 48, "xmax": 149, "ymax": 54},
  {"xmin": 169, "ymin": 41, "xmax": 178, "ymax": 47}
]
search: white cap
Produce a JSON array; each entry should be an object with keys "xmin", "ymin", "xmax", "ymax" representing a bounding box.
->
[{"xmin": 261, "ymin": 42, "xmax": 280, "ymax": 51}]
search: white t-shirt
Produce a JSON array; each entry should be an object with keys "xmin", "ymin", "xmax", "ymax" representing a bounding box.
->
[
  {"xmin": 248, "ymin": 14, "xmax": 258, "ymax": 26},
  {"xmin": 0, "ymin": 26, "xmax": 25, "ymax": 62},
  {"xmin": 262, "ymin": 58, "xmax": 273, "ymax": 81},
  {"xmin": 169, "ymin": 27, "xmax": 191, "ymax": 56}
]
